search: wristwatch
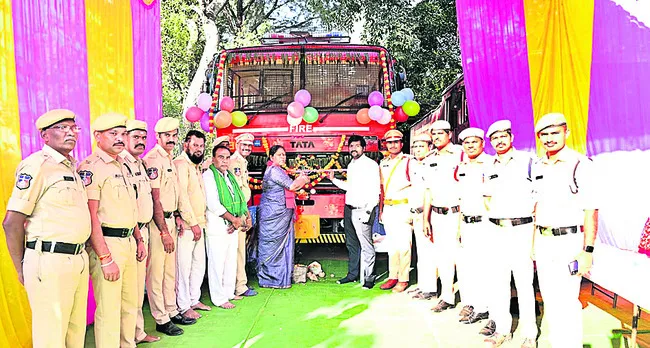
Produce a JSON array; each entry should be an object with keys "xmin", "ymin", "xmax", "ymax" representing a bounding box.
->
[{"xmin": 584, "ymin": 245, "xmax": 594, "ymax": 253}]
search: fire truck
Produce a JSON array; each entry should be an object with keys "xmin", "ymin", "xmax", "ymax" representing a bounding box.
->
[{"xmin": 205, "ymin": 31, "xmax": 405, "ymax": 243}]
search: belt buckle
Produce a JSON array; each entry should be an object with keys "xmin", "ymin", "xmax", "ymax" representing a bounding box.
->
[
  {"xmin": 74, "ymin": 243, "xmax": 82, "ymax": 255},
  {"xmin": 500, "ymin": 219, "xmax": 512, "ymax": 227},
  {"xmin": 49, "ymin": 241, "xmax": 57, "ymax": 253},
  {"xmin": 542, "ymin": 227, "xmax": 553, "ymax": 236},
  {"xmin": 441, "ymin": 208, "xmax": 449, "ymax": 215}
]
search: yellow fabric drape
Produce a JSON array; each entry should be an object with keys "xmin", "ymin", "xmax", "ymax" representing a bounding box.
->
[
  {"xmin": 85, "ymin": 0, "xmax": 136, "ymax": 128},
  {"xmin": 524, "ymin": 0, "xmax": 595, "ymax": 155},
  {"xmin": 0, "ymin": 0, "xmax": 33, "ymax": 347}
]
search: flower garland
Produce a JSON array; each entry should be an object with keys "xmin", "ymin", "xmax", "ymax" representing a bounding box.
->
[
  {"xmin": 380, "ymin": 50, "xmax": 396, "ymax": 130},
  {"xmin": 249, "ymin": 135, "xmax": 348, "ymax": 190},
  {"xmin": 208, "ymin": 51, "xmax": 227, "ymax": 133}
]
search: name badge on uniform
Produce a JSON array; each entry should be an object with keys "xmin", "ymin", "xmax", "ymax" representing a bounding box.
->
[
  {"xmin": 16, "ymin": 173, "xmax": 32, "ymax": 190},
  {"xmin": 79, "ymin": 170, "xmax": 93, "ymax": 186},
  {"xmin": 167, "ymin": 168, "xmax": 173, "ymax": 172},
  {"xmin": 488, "ymin": 174, "xmax": 498, "ymax": 180},
  {"xmin": 135, "ymin": 172, "xmax": 142, "ymax": 176},
  {"xmin": 63, "ymin": 176, "xmax": 75, "ymax": 182},
  {"xmin": 535, "ymin": 175, "xmax": 544, "ymax": 180},
  {"xmin": 429, "ymin": 163, "xmax": 438, "ymax": 167},
  {"xmin": 458, "ymin": 173, "xmax": 466, "ymax": 177},
  {"xmin": 114, "ymin": 174, "xmax": 124, "ymax": 179},
  {"xmin": 147, "ymin": 167, "xmax": 158, "ymax": 180}
]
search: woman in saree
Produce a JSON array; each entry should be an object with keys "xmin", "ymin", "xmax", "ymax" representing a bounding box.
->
[{"xmin": 257, "ymin": 145, "xmax": 309, "ymax": 288}]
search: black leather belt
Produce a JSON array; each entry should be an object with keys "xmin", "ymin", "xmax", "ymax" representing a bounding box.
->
[
  {"xmin": 463, "ymin": 215, "xmax": 483, "ymax": 224},
  {"xmin": 431, "ymin": 205, "xmax": 460, "ymax": 215},
  {"xmin": 410, "ymin": 207, "xmax": 424, "ymax": 214},
  {"xmin": 25, "ymin": 240, "xmax": 84, "ymax": 255},
  {"xmin": 102, "ymin": 226, "xmax": 135, "ymax": 238},
  {"xmin": 537, "ymin": 225, "xmax": 583, "ymax": 236},
  {"xmin": 489, "ymin": 217, "xmax": 534, "ymax": 227},
  {"xmin": 345, "ymin": 204, "xmax": 362, "ymax": 210},
  {"xmin": 138, "ymin": 222, "xmax": 147, "ymax": 230},
  {"xmin": 163, "ymin": 211, "xmax": 173, "ymax": 219}
]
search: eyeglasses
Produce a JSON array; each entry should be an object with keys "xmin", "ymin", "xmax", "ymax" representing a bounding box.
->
[{"xmin": 49, "ymin": 125, "xmax": 82, "ymax": 133}]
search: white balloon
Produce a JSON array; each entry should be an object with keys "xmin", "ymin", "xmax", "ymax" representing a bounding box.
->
[
  {"xmin": 287, "ymin": 114, "xmax": 302, "ymax": 126},
  {"xmin": 377, "ymin": 109, "xmax": 392, "ymax": 124}
]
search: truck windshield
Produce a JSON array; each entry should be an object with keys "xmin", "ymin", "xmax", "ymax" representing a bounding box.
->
[{"xmin": 223, "ymin": 49, "xmax": 384, "ymax": 113}]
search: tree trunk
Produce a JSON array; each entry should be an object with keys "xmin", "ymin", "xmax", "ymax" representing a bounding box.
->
[{"xmin": 183, "ymin": 18, "xmax": 220, "ymax": 110}]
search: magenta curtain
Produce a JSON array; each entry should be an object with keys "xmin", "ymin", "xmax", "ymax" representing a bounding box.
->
[
  {"xmin": 12, "ymin": 0, "xmax": 91, "ymax": 160},
  {"xmin": 456, "ymin": 0, "xmax": 536, "ymax": 152}
]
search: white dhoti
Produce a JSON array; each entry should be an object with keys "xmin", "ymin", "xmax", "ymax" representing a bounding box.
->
[
  {"xmin": 205, "ymin": 219, "xmax": 238, "ymax": 306},
  {"xmin": 176, "ymin": 227, "xmax": 207, "ymax": 313}
]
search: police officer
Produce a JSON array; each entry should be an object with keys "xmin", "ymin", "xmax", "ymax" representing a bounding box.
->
[
  {"xmin": 408, "ymin": 132, "xmax": 438, "ymax": 300},
  {"xmin": 3, "ymin": 109, "xmax": 90, "ymax": 348},
  {"xmin": 482, "ymin": 120, "xmax": 538, "ymax": 347},
  {"xmin": 230, "ymin": 133, "xmax": 258, "ymax": 297},
  {"xmin": 532, "ymin": 113, "xmax": 598, "ymax": 347},
  {"xmin": 120, "ymin": 120, "xmax": 160, "ymax": 344},
  {"xmin": 455, "ymin": 127, "xmax": 492, "ymax": 324},
  {"xmin": 78, "ymin": 113, "xmax": 147, "ymax": 348},
  {"xmin": 378, "ymin": 129, "xmax": 414, "ymax": 293},
  {"xmin": 144, "ymin": 117, "xmax": 197, "ymax": 336},
  {"xmin": 423, "ymin": 120, "xmax": 462, "ymax": 312},
  {"xmin": 174, "ymin": 130, "xmax": 211, "ymax": 320}
]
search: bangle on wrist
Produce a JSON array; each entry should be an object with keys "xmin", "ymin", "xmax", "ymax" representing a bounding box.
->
[
  {"xmin": 98, "ymin": 253, "xmax": 111, "ymax": 261},
  {"xmin": 160, "ymin": 231, "xmax": 169, "ymax": 236},
  {"xmin": 100, "ymin": 259, "xmax": 114, "ymax": 268}
]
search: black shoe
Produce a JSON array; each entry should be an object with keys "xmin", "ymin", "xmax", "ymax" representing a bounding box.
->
[
  {"xmin": 479, "ymin": 320, "xmax": 496, "ymax": 336},
  {"xmin": 336, "ymin": 276, "xmax": 357, "ymax": 284},
  {"xmin": 412, "ymin": 291, "xmax": 436, "ymax": 300},
  {"xmin": 170, "ymin": 314, "xmax": 197, "ymax": 325},
  {"xmin": 431, "ymin": 300, "xmax": 456, "ymax": 313},
  {"xmin": 156, "ymin": 321, "xmax": 184, "ymax": 336},
  {"xmin": 461, "ymin": 311, "xmax": 489, "ymax": 324},
  {"xmin": 459, "ymin": 305, "xmax": 474, "ymax": 317}
]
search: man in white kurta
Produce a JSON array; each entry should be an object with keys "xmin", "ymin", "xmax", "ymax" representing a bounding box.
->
[{"xmin": 203, "ymin": 145, "xmax": 247, "ymax": 309}]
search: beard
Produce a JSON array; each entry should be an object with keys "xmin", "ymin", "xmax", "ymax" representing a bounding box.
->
[{"xmin": 187, "ymin": 150, "xmax": 204, "ymax": 164}]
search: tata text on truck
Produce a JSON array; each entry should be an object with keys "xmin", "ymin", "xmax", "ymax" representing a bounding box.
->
[{"xmin": 205, "ymin": 32, "xmax": 404, "ymax": 245}]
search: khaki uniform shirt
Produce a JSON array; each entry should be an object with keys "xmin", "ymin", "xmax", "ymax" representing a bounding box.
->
[
  {"xmin": 229, "ymin": 152, "xmax": 251, "ymax": 203},
  {"xmin": 533, "ymin": 147, "xmax": 598, "ymax": 227},
  {"xmin": 6, "ymin": 145, "xmax": 91, "ymax": 244},
  {"xmin": 173, "ymin": 152, "xmax": 206, "ymax": 228},
  {"xmin": 457, "ymin": 152, "xmax": 491, "ymax": 216},
  {"xmin": 408, "ymin": 153, "xmax": 433, "ymax": 211},
  {"xmin": 142, "ymin": 144, "xmax": 179, "ymax": 214},
  {"xmin": 120, "ymin": 150, "xmax": 154, "ymax": 224},
  {"xmin": 380, "ymin": 153, "xmax": 413, "ymax": 203},
  {"xmin": 78, "ymin": 148, "xmax": 138, "ymax": 229}
]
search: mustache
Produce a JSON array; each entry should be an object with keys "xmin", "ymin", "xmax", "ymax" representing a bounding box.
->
[
  {"xmin": 135, "ymin": 144, "xmax": 145, "ymax": 149},
  {"xmin": 166, "ymin": 141, "xmax": 176, "ymax": 146},
  {"xmin": 114, "ymin": 142, "xmax": 125, "ymax": 147}
]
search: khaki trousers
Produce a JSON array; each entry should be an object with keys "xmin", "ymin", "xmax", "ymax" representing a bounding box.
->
[
  {"xmin": 89, "ymin": 237, "xmax": 138, "ymax": 348},
  {"xmin": 146, "ymin": 217, "xmax": 179, "ymax": 324},
  {"xmin": 234, "ymin": 230, "xmax": 249, "ymax": 295},
  {"xmin": 135, "ymin": 224, "xmax": 150, "ymax": 342},
  {"xmin": 382, "ymin": 205, "xmax": 412, "ymax": 282},
  {"xmin": 23, "ymin": 247, "xmax": 88, "ymax": 348}
]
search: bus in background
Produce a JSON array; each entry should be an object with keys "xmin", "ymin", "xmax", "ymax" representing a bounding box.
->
[{"xmin": 205, "ymin": 31, "xmax": 405, "ymax": 245}]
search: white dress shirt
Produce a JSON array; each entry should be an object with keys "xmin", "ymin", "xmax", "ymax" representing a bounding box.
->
[
  {"xmin": 485, "ymin": 148, "xmax": 536, "ymax": 219},
  {"xmin": 331, "ymin": 154, "xmax": 380, "ymax": 210},
  {"xmin": 203, "ymin": 168, "xmax": 236, "ymax": 227}
]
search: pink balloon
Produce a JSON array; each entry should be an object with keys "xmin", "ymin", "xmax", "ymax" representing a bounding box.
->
[
  {"xmin": 200, "ymin": 113, "xmax": 210, "ymax": 132},
  {"xmin": 185, "ymin": 106, "xmax": 204, "ymax": 122},
  {"xmin": 378, "ymin": 109, "xmax": 391, "ymax": 124},
  {"xmin": 368, "ymin": 105, "xmax": 384, "ymax": 121},
  {"xmin": 197, "ymin": 93, "xmax": 212, "ymax": 112},
  {"xmin": 294, "ymin": 89, "xmax": 312, "ymax": 107},
  {"xmin": 287, "ymin": 114, "xmax": 302, "ymax": 126},
  {"xmin": 220, "ymin": 96, "xmax": 235, "ymax": 112},
  {"xmin": 287, "ymin": 101, "xmax": 305, "ymax": 119},
  {"xmin": 368, "ymin": 91, "xmax": 384, "ymax": 107}
]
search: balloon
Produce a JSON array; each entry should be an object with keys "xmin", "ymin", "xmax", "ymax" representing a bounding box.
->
[
  {"xmin": 394, "ymin": 107, "xmax": 409, "ymax": 122},
  {"xmin": 368, "ymin": 105, "xmax": 384, "ymax": 121},
  {"xmin": 378, "ymin": 109, "xmax": 391, "ymax": 124},
  {"xmin": 287, "ymin": 114, "xmax": 302, "ymax": 126},
  {"xmin": 402, "ymin": 88, "xmax": 415, "ymax": 101},
  {"xmin": 197, "ymin": 93, "xmax": 213, "ymax": 112},
  {"xmin": 392, "ymin": 91, "xmax": 406, "ymax": 107},
  {"xmin": 303, "ymin": 107, "xmax": 319, "ymax": 123},
  {"xmin": 402, "ymin": 100, "xmax": 421, "ymax": 116},
  {"xmin": 200, "ymin": 112, "xmax": 210, "ymax": 132},
  {"xmin": 214, "ymin": 110, "xmax": 232, "ymax": 129},
  {"xmin": 287, "ymin": 101, "xmax": 305, "ymax": 119},
  {"xmin": 356, "ymin": 108, "xmax": 371, "ymax": 124},
  {"xmin": 368, "ymin": 91, "xmax": 384, "ymax": 107},
  {"xmin": 231, "ymin": 111, "xmax": 247, "ymax": 127},
  {"xmin": 185, "ymin": 106, "xmax": 204, "ymax": 122},
  {"xmin": 294, "ymin": 89, "xmax": 312, "ymax": 107},
  {"xmin": 219, "ymin": 96, "xmax": 235, "ymax": 112}
]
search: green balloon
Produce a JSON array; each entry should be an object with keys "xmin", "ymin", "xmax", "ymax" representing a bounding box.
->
[
  {"xmin": 232, "ymin": 111, "xmax": 248, "ymax": 127},
  {"xmin": 303, "ymin": 107, "xmax": 319, "ymax": 123},
  {"xmin": 402, "ymin": 100, "xmax": 420, "ymax": 117}
]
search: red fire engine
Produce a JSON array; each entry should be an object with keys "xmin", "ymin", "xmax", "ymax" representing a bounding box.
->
[{"xmin": 205, "ymin": 31, "xmax": 405, "ymax": 243}]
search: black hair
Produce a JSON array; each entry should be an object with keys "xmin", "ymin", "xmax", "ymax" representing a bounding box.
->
[
  {"xmin": 347, "ymin": 135, "xmax": 366, "ymax": 148},
  {"xmin": 185, "ymin": 129, "xmax": 206, "ymax": 142},
  {"xmin": 212, "ymin": 144, "xmax": 231, "ymax": 157},
  {"xmin": 269, "ymin": 144, "xmax": 285, "ymax": 157}
]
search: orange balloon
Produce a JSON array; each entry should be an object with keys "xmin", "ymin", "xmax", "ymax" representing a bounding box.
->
[
  {"xmin": 215, "ymin": 110, "xmax": 232, "ymax": 129},
  {"xmin": 356, "ymin": 108, "xmax": 371, "ymax": 124}
]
